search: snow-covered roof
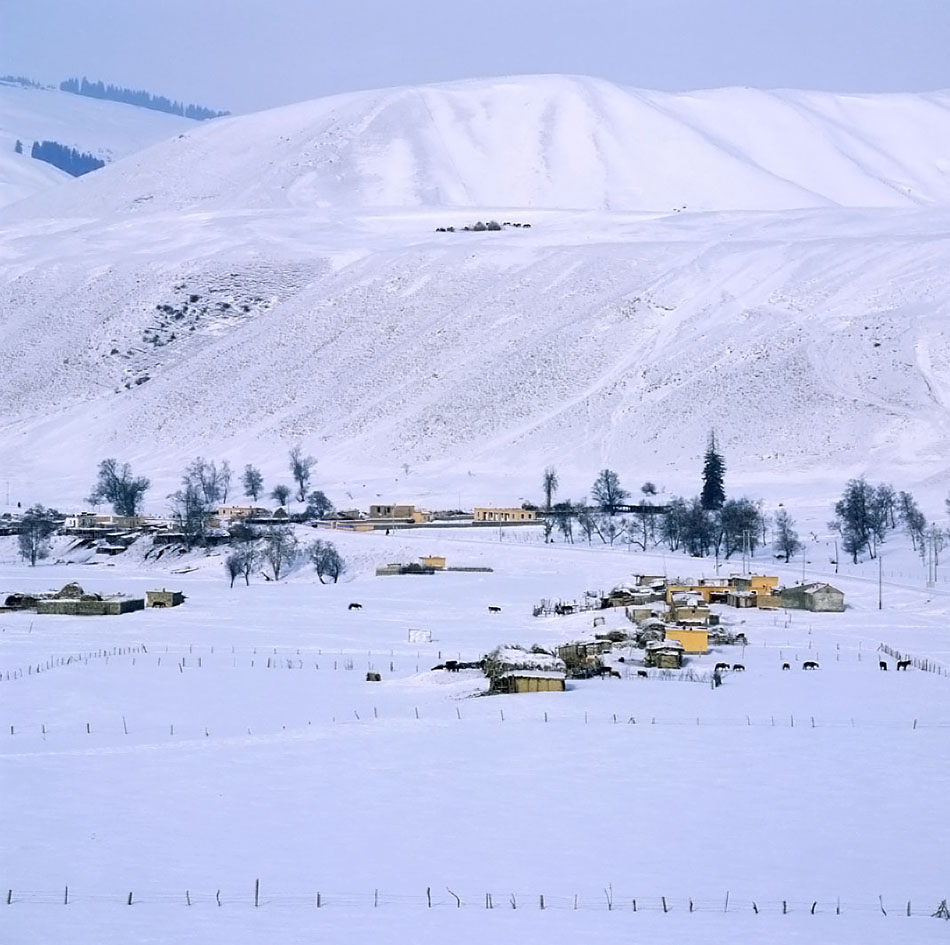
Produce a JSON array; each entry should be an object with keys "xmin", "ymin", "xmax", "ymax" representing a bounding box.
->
[
  {"xmin": 499, "ymin": 670, "xmax": 567, "ymax": 680},
  {"xmin": 646, "ymin": 639, "xmax": 684, "ymax": 651}
]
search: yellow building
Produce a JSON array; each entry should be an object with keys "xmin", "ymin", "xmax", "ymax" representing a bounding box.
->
[
  {"xmin": 731, "ymin": 574, "xmax": 779, "ymax": 595},
  {"xmin": 663, "ymin": 627, "xmax": 708, "ymax": 654},
  {"xmin": 473, "ymin": 507, "xmax": 537, "ymax": 523},
  {"xmin": 420, "ymin": 556, "xmax": 446, "ymax": 570}
]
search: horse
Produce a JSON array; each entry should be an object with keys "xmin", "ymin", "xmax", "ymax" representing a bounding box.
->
[{"xmin": 488, "ymin": 605, "xmax": 501, "ymax": 614}]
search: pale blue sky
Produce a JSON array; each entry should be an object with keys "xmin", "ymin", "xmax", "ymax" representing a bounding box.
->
[{"xmin": 3, "ymin": 0, "xmax": 948, "ymax": 113}]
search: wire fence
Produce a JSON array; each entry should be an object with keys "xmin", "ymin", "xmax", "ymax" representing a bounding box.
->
[
  {"xmin": 2, "ymin": 883, "xmax": 949, "ymax": 919},
  {"xmin": 4, "ymin": 705, "xmax": 950, "ymax": 742}
]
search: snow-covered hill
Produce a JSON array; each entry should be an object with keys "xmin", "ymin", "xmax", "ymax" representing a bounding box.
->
[
  {"xmin": 5, "ymin": 75, "xmax": 950, "ymax": 218},
  {"xmin": 0, "ymin": 81, "xmax": 198, "ymax": 207},
  {"xmin": 2, "ymin": 75, "xmax": 950, "ymax": 509}
]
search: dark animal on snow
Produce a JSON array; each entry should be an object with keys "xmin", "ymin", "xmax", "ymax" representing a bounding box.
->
[
  {"xmin": 879, "ymin": 660, "xmax": 888, "ymax": 671},
  {"xmin": 365, "ymin": 672, "xmax": 381, "ymax": 682},
  {"xmin": 444, "ymin": 660, "xmax": 459, "ymax": 672},
  {"xmin": 348, "ymin": 602, "xmax": 362, "ymax": 610},
  {"xmin": 488, "ymin": 605, "xmax": 501, "ymax": 613},
  {"xmin": 637, "ymin": 670, "xmax": 648, "ymax": 678},
  {"xmin": 617, "ymin": 656, "xmax": 625, "ymax": 663},
  {"xmin": 731, "ymin": 664, "xmax": 745, "ymax": 671},
  {"xmin": 803, "ymin": 661, "xmax": 819, "ymax": 670},
  {"xmin": 782, "ymin": 662, "xmax": 791, "ymax": 670},
  {"xmin": 714, "ymin": 662, "xmax": 729, "ymax": 672},
  {"xmin": 897, "ymin": 659, "xmax": 911, "ymax": 671},
  {"xmin": 604, "ymin": 668, "xmax": 621, "ymax": 679}
]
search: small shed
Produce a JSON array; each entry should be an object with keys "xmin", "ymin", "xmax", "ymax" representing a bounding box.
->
[
  {"xmin": 644, "ymin": 640, "xmax": 684, "ymax": 669},
  {"xmin": 491, "ymin": 671, "xmax": 566, "ymax": 694},
  {"xmin": 420, "ymin": 556, "xmax": 446, "ymax": 570},
  {"xmin": 146, "ymin": 589, "xmax": 185, "ymax": 608}
]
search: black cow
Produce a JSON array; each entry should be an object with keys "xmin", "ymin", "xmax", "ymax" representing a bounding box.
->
[
  {"xmin": 879, "ymin": 660, "xmax": 888, "ymax": 671},
  {"xmin": 348, "ymin": 602, "xmax": 362, "ymax": 611},
  {"xmin": 732, "ymin": 664, "xmax": 745, "ymax": 671},
  {"xmin": 897, "ymin": 659, "xmax": 911, "ymax": 671},
  {"xmin": 714, "ymin": 662, "xmax": 730, "ymax": 672},
  {"xmin": 488, "ymin": 605, "xmax": 501, "ymax": 614},
  {"xmin": 803, "ymin": 661, "xmax": 819, "ymax": 670},
  {"xmin": 782, "ymin": 662, "xmax": 791, "ymax": 670},
  {"xmin": 637, "ymin": 670, "xmax": 648, "ymax": 678}
]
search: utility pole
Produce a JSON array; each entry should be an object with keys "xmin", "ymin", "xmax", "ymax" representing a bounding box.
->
[{"xmin": 878, "ymin": 555, "xmax": 883, "ymax": 610}]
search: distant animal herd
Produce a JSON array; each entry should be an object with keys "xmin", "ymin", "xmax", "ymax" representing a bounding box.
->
[{"xmin": 434, "ymin": 221, "xmax": 533, "ymax": 233}]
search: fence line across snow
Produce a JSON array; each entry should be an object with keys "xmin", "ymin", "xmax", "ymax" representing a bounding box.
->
[{"xmin": 2, "ymin": 883, "xmax": 949, "ymax": 920}]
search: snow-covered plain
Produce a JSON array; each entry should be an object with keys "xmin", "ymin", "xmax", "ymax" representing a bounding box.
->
[
  {"xmin": 2, "ymin": 76, "xmax": 950, "ymax": 509},
  {"xmin": 2, "ymin": 524, "xmax": 950, "ymax": 944}
]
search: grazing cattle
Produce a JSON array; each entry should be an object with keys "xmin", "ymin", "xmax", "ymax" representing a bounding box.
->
[
  {"xmin": 348, "ymin": 602, "xmax": 362, "ymax": 611},
  {"xmin": 782, "ymin": 662, "xmax": 791, "ymax": 671},
  {"xmin": 714, "ymin": 662, "xmax": 729, "ymax": 672},
  {"xmin": 637, "ymin": 670, "xmax": 648, "ymax": 678},
  {"xmin": 897, "ymin": 659, "xmax": 911, "ymax": 671},
  {"xmin": 802, "ymin": 661, "xmax": 819, "ymax": 670},
  {"xmin": 444, "ymin": 660, "xmax": 459, "ymax": 672},
  {"xmin": 603, "ymin": 668, "xmax": 621, "ymax": 679},
  {"xmin": 488, "ymin": 605, "xmax": 501, "ymax": 614},
  {"xmin": 365, "ymin": 672, "xmax": 381, "ymax": 682},
  {"xmin": 617, "ymin": 656, "xmax": 625, "ymax": 663},
  {"xmin": 879, "ymin": 660, "xmax": 888, "ymax": 671},
  {"xmin": 731, "ymin": 664, "xmax": 745, "ymax": 671}
]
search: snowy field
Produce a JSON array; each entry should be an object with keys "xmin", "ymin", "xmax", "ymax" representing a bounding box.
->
[{"xmin": 3, "ymin": 524, "xmax": 950, "ymax": 944}]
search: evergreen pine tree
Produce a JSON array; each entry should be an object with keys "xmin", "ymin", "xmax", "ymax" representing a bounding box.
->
[{"xmin": 700, "ymin": 431, "xmax": 726, "ymax": 510}]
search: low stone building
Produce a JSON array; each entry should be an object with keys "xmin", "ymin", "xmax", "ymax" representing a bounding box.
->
[
  {"xmin": 146, "ymin": 589, "xmax": 185, "ymax": 608},
  {"xmin": 644, "ymin": 640, "xmax": 684, "ymax": 669},
  {"xmin": 779, "ymin": 582, "xmax": 845, "ymax": 612}
]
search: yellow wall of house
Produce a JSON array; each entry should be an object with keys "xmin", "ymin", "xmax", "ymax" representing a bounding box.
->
[
  {"xmin": 663, "ymin": 627, "xmax": 708, "ymax": 653},
  {"xmin": 473, "ymin": 508, "xmax": 537, "ymax": 522},
  {"xmin": 421, "ymin": 556, "xmax": 446, "ymax": 569}
]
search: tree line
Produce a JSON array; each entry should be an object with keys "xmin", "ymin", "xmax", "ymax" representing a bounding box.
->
[
  {"xmin": 59, "ymin": 77, "xmax": 229, "ymax": 120},
  {"xmin": 30, "ymin": 140, "xmax": 105, "ymax": 177}
]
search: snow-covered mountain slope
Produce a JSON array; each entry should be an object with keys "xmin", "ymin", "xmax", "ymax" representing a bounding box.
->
[
  {"xmin": 2, "ymin": 75, "xmax": 950, "ymax": 508},
  {"xmin": 0, "ymin": 81, "xmax": 197, "ymax": 207},
  {"xmin": 6, "ymin": 75, "xmax": 950, "ymax": 218}
]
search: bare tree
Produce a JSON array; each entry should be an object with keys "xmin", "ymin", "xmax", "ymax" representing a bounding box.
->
[
  {"xmin": 262, "ymin": 525, "xmax": 298, "ymax": 580},
  {"xmin": 289, "ymin": 445, "xmax": 317, "ymax": 503},
  {"xmin": 591, "ymin": 469, "xmax": 628, "ymax": 515},
  {"xmin": 88, "ymin": 458, "xmax": 150, "ymax": 517},
  {"xmin": 225, "ymin": 546, "xmax": 258, "ymax": 587},
  {"xmin": 542, "ymin": 467, "xmax": 559, "ymax": 511},
  {"xmin": 242, "ymin": 465, "xmax": 264, "ymax": 502},
  {"xmin": 168, "ymin": 458, "xmax": 227, "ymax": 548},
  {"xmin": 303, "ymin": 490, "xmax": 335, "ymax": 521},
  {"xmin": 18, "ymin": 505, "xmax": 57, "ymax": 566},
  {"xmin": 899, "ymin": 490, "xmax": 926, "ymax": 552},
  {"xmin": 219, "ymin": 460, "xmax": 232, "ymax": 503},
  {"xmin": 551, "ymin": 500, "xmax": 575, "ymax": 543},
  {"xmin": 772, "ymin": 507, "xmax": 802, "ymax": 562},
  {"xmin": 270, "ymin": 484, "xmax": 292, "ymax": 508},
  {"xmin": 308, "ymin": 539, "xmax": 346, "ymax": 583}
]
